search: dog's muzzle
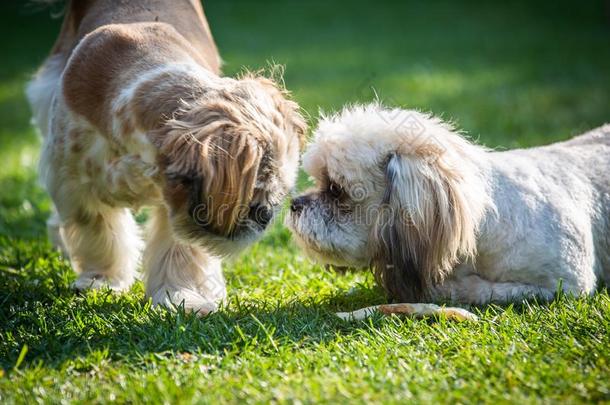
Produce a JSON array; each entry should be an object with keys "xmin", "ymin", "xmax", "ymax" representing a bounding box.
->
[{"xmin": 290, "ymin": 195, "xmax": 311, "ymax": 214}]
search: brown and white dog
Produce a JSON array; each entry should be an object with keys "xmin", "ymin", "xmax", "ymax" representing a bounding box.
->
[{"xmin": 27, "ymin": 0, "xmax": 306, "ymax": 314}]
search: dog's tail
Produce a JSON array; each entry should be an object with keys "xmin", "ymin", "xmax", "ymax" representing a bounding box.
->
[{"xmin": 26, "ymin": 55, "xmax": 64, "ymax": 138}]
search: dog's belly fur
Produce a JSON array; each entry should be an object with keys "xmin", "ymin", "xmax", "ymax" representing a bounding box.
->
[{"xmin": 441, "ymin": 128, "xmax": 610, "ymax": 302}]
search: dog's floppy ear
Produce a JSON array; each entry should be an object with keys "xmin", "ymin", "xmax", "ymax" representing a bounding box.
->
[
  {"xmin": 371, "ymin": 150, "xmax": 479, "ymax": 302},
  {"xmin": 151, "ymin": 105, "xmax": 263, "ymax": 237},
  {"xmin": 249, "ymin": 75, "xmax": 308, "ymax": 148}
]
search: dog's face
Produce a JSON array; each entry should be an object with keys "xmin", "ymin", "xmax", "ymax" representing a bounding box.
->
[
  {"xmin": 287, "ymin": 104, "xmax": 488, "ymax": 301},
  {"xmin": 286, "ymin": 108, "xmax": 390, "ymax": 267},
  {"xmin": 287, "ymin": 152, "xmax": 383, "ymax": 268},
  {"xmin": 153, "ymin": 76, "xmax": 305, "ymax": 255}
]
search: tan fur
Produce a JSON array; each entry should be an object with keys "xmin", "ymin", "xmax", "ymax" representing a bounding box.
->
[
  {"xmin": 28, "ymin": 0, "xmax": 306, "ymax": 314},
  {"xmin": 149, "ymin": 74, "xmax": 305, "ymax": 237},
  {"xmin": 153, "ymin": 107, "xmax": 264, "ymax": 237},
  {"xmin": 63, "ymin": 22, "xmax": 209, "ymax": 134},
  {"xmin": 46, "ymin": 0, "xmax": 219, "ymax": 68},
  {"xmin": 245, "ymin": 74, "xmax": 308, "ymax": 148}
]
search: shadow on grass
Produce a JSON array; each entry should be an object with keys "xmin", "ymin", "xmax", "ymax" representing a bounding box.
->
[
  {"xmin": 4, "ymin": 256, "xmax": 603, "ymax": 374},
  {"xmin": 0, "ymin": 240, "xmax": 608, "ymax": 373},
  {"xmin": 0, "ymin": 278, "xmax": 384, "ymax": 371},
  {"xmin": 0, "ymin": 243, "xmax": 395, "ymax": 372}
]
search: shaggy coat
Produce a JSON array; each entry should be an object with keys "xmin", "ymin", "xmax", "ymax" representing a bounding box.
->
[
  {"xmin": 288, "ymin": 104, "xmax": 610, "ymax": 305},
  {"xmin": 28, "ymin": 0, "xmax": 305, "ymax": 314}
]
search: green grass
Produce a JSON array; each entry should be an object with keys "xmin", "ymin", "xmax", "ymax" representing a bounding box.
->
[{"xmin": 1, "ymin": 0, "xmax": 610, "ymax": 403}]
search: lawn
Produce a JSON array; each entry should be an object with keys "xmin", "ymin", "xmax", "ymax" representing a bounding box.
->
[{"xmin": 1, "ymin": 0, "xmax": 610, "ymax": 403}]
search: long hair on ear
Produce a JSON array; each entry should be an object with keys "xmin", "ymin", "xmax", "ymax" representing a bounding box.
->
[
  {"xmin": 151, "ymin": 98, "xmax": 264, "ymax": 237},
  {"xmin": 371, "ymin": 134, "xmax": 489, "ymax": 302},
  {"xmin": 149, "ymin": 67, "xmax": 306, "ymax": 237},
  {"xmin": 239, "ymin": 66, "xmax": 308, "ymax": 149}
]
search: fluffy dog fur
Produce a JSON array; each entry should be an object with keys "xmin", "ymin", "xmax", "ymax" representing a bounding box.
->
[
  {"xmin": 288, "ymin": 103, "xmax": 610, "ymax": 305},
  {"xmin": 28, "ymin": 0, "xmax": 305, "ymax": 314}
]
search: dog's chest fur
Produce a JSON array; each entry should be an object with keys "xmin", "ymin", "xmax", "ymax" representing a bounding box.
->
[{"xmin": 41, "ymin": 93, "xmax": 161, "ymax": 209}]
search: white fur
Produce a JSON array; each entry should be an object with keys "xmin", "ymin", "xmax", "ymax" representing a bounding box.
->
[
  {"xmin": 144, "ymin": 206, "xmax": 226, "ymax": 313},
  {"xmin": 26, "ymin": 54, "xmax": 63, "ymax": 138},
  {"xmin": 289, "ymin": 104, "xmax": 610, "ymax": 305},
  {"xmin": 28, "ymin": 59, "xmax": 227, "ymax": 313}
]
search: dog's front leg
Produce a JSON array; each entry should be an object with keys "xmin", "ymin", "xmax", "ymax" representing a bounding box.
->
[
  {"xmin": 60, "ymin": 205, "xmax": 142, "ymax": 292},
  {"xmin": 143, "ymin": 206, "xmax": 227, "ymax": 315},
  {"xmin": 102, "ymin": 155, "xmax": 161, "ymax": 204},
  {"xmin": 433, "ymin": 274, "xmax": 556, "ymax": 305}
]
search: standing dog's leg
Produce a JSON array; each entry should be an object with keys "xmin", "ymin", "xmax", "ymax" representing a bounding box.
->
[
  {"xmin": 61, "ymin": 205, "xmax": 142, "ymax": 291},
  {"xmin": 143, "ymin": 206, "xmax": 226, "ymax": 315}
]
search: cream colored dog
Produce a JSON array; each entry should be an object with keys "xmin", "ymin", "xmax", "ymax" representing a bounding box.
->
[
  {"xmin": 27, "ymin": 0, "xmax": 305, "ymax": 314},
  {"xmin": 288, "ymin": 103, "xmax": 610, "ymax": 308}
]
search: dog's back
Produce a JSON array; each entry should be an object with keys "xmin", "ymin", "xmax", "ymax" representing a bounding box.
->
[
  {"xmin": 480, "ymin": 124, "xmax": 610, "ymax": 292},
  {"xmin": 49, "ymin": 0, "xmax": 219, "ymax": 72},
  {"xmin": 559, "ymin": 124, "xmax": 610, "ymax": 200},
  {"xmin": 561, "ymin": 123, "xmax": 610, "ymax": 147},
  {"xmin": 27, "ymin": 0, "xmax": 220, "ymax": 138}
]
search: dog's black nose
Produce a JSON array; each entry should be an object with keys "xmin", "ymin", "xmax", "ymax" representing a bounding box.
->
[
  {"xmin": 249, "ymin": 204, "xmax": 273, "ymax": 228},
  {"xmin": 290, "ymin": 196, "xmax": 310, "ymax": 213}
]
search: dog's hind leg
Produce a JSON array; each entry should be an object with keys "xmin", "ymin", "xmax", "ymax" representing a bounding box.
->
[
  {"xmin": 47, "ymin": 206, "xmax": 68, "ymax": 256},
  {"xmin": 61, "ymin": 206, "xmax": 142, "ymax": 292},
  {"xmin": 143, "ymin": 206, "xmax": 226, "ymax": 315}
]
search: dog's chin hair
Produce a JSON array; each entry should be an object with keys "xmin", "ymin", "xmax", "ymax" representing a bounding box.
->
[
  {"xmin": 173, "ymin": 226, "xmax": 261, "ymax": 258},
  {"xmin": 289, "ymin": 227, "xmax": 362, "ymax": 267}
]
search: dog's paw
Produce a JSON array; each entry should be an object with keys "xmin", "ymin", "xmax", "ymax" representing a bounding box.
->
[
  {"xmin": 72, "ymin": 272, "xmax": 134, "ymax": 292},
  {"xmin": 150, "ymin": 288, "xmax": 218, "ymax": 316}
]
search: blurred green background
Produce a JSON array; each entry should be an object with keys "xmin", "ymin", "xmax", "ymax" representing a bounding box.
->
[
  {"xmin": 1, "ymin": 1, "xmax": 609, "ymax": 402},
  {"xmin": 2, "ymin": 0, "xmax": 610, "ymax": 239}
]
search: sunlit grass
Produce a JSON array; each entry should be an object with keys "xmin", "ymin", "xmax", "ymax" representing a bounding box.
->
[{"xmin": 1, "ymin": 0, "xmax": 609, "ymax": 403}]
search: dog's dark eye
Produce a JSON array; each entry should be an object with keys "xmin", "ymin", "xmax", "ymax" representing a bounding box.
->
[
  {"xmin": 168, "ymin": 173, "xmax": 194, "ymax": 187},
  {"xmin": 328, "ymin": 181, "xmax": 344, "ymax": 199}
]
